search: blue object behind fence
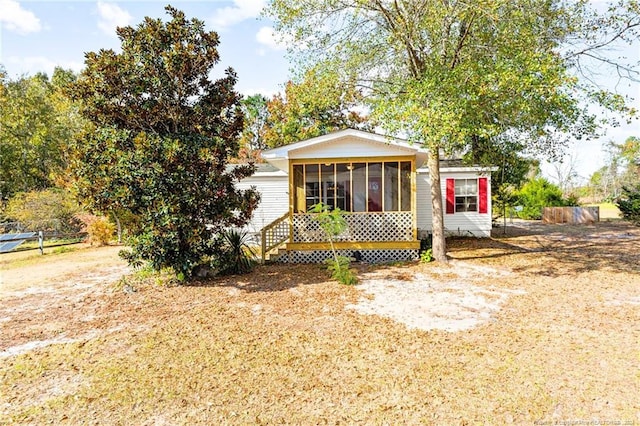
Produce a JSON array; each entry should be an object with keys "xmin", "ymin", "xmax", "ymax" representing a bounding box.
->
[{"xmin": 0, "ymin": 232, "xmax": 37, "ymax": 253}]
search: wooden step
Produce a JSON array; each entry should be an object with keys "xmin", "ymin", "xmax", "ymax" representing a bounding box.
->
[{"xmin": 266, "ymin": 248, "xmax": 288, "ymax": 263}]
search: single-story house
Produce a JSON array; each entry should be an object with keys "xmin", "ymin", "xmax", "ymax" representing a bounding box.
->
[{"xmin": 236, "ymin": 129, "xmax": 495, "ymax": 263}]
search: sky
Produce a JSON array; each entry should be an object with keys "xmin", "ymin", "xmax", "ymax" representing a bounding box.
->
[
  {"xmin": 0, "ymin": 0, "xmax": 638, "ymax": 184},
  {"xmin": 0, "ymin": 0, "xmax": 291, "ymax": 95}
]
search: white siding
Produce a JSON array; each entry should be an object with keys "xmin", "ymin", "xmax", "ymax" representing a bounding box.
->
[
  {"xmin": 290, "ymin": 136, "xmax": 417, "ymax": 160},
  {"xmin": 241, "ymin": 168, "xmax": 493, "ymax": 237},
  {"xmin": 236, "ymin": 174, "xmax": 289, "ymax": 233},
  {"xmin": 416, "ymin": 170, "xmax": 492, "ymax": 237},
  {"xmin": 416, "ymin": 171, "xmax": 433, "ymax": 237}
]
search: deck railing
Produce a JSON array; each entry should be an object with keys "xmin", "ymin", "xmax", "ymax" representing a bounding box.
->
[
  {"xmin": 292, "ymin": 211, "xmax": 413, "ymax": 243},
  {"xmin": 260, "ymin": 213, "xmax": 291, "ymax": 263}
]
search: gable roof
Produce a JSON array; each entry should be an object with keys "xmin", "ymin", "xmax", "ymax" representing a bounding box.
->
[
  {"xmin": 226, "ymin": 162, "xmax": 287, "ymax": 177},
  {"xmin": 262, "ymin": 129, "xmax": 429, "ymax": 171}
]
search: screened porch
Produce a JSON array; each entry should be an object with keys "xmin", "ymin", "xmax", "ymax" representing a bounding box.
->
[{"xmin": 288, "ymin": 159, "xmax": 418, "ymax": 247}]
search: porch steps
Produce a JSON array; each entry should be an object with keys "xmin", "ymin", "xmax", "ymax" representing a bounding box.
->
[
  {"xmin": 260, "ymin": 213, "xmax": 290, "ymax": 264},
  {"xmin": 264, "ymin": 247, "xmax": 288, "ymax": 263}
]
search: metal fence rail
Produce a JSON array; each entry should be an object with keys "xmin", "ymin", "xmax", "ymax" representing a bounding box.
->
[{"xmin": 0, "ymin": 227, "xmax": 86, "ymax": 254}]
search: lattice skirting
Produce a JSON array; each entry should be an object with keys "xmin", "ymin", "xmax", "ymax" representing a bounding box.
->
[
  {"xmin": 292, "ymin": 212, "xmax": 413, "ymax": 243},
  {"xmin": 282, "ymin": 249, "xmax": 419, "ymax": 264}
]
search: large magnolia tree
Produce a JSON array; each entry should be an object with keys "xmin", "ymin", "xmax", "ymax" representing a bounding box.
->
[
  {"xmin": 269, "ymin": 0, "xmax": 638, "ymax": 261},
  {"xmin": 71, "ymin": 6, "xmax": 259, "ymax": 279}
]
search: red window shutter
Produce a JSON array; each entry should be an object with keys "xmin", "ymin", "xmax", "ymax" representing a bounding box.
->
[
  {"xmin": 446, "ymin": 179, "xmax": 455, "ymax": 214},
  {"xmin": 479, "ymin": 177, "xmax": 488, "ymax": 214}
]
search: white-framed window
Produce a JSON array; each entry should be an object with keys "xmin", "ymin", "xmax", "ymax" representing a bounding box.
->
[
  {"xmin": 446, "ymin": 177, "xmax": 488, "ymax": 215},
  {"xmin": 454, "ymin": 179, "xmax": 478, "ymax": 212}
]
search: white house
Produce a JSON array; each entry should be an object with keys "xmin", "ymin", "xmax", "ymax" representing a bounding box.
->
[{"xmin": 237, "ymin": 129, "xmax": 494, "ymax": 263}]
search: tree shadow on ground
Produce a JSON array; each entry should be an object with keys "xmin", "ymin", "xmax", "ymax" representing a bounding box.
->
[
  {"xmin": 186, "ymin": 221, "xmax": 640, "ymax": 289},
  {"xmin": 448, "ymin": 221, "xmax": 640, "ymax": 277},
  {"xmin": 187, "ymin": 262, "xmax": 333, "ymax": 292}
]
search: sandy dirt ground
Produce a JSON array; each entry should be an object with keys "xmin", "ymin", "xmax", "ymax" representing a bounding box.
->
[
  {"xmin": 0, "ymin": 240, "xmax": 526, "ymax": 357},
  {"xmin": 1, "ymin": 220, "xmax": 639, "ymax": 423},
  {"xmin": 350, "ymin": 261, "xmax": 524, "ymax": 332},
  {"xmin": 0, "ymin": 245, "xmax": 131, "ymax": 357},
  {"xmin": 2, "ymin": 221, "xmax": 638, "ymax": 358},
  {"xmin": 0, "ymin": 244, "xmax": 129, "ymax": 293}
]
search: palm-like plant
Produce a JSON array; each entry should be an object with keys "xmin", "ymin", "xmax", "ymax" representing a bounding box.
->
[{"xmin": 216, "ymin": 229, "xmax": 257, "ymax": 275}]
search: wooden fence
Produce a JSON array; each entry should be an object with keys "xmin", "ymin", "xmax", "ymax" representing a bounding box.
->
[{"xmin": 542, "ymin": 207, "xmax": 599, "ymax": 224}]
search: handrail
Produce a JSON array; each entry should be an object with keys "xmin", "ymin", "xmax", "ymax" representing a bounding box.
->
[{"xmin": 260, "ymin": 213, "xmax": 290, "ymax": 263}]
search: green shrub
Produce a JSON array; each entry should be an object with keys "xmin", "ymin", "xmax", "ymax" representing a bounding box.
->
[
  {"xmin": 420, "ymin": 248, "xmax": 433, "ymax": 263},
  {"xmin": 77, "ymin": 214, "xmax": 115, "ymax": 246},
  {"xmin": 310, "ymin": 203, "xmax": 358, "ymax": 285},
  {"xmin": 616, "ymin": 184, "xmax": 640, "ymax": 225},
  {"xmin": 515, "ymin": 178, "xmax": 572, "ymax": 220},
  {"xmin": 213, "ymin": 229, "xmax": 257, "ymax": 275}
]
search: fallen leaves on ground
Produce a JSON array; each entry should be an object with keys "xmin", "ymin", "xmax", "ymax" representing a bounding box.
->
[{"xmin": 1, "ymin": 221, "xmax": 639, "ymax": 424}]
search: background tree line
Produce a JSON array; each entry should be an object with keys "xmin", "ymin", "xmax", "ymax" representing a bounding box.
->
[{"xmin": 583, "ymin": 136, "xmax": 640, "ymax": 201}]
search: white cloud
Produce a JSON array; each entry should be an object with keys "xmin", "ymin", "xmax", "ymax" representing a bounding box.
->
[
  {"xmin": 255, "ymin": 26, "xmax": 290, "ymax": 51},
  {"xmin": 0, "ymin": 0, "xmax": 41, "ymax": 34},
  {"xmin": 7, "ymin": 56, "xmax": 84, "ymax": 77},
  {"xmin": 210, "ymin": 0, "xmax": 266, "ymax": 30},
  {"xmin": 96, "ymin": 1, "xmax": 132, "ymax": 36}
]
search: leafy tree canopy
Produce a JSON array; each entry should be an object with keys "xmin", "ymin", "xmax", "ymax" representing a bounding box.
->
[
  {"xmin": 262, "ymin": 67, "xmax": 370, "ymax": 148},
  {"xmin": 611, "ymin": 136, "xmax": 640, "ymax": 177},
  {"xmin": 268, "ymin": 0, "xmax": 639, "ymax": 261},
  {"xmin": 237, "ymin": 94, "xmax": 270, "ymax": 162},
  {"xmin": 4, "ymin": 188, "xmax": 82, "ymax": 232},
  {"xmin": 585, "ymin": 136, "xmax": 640, "ymax": 201},
  {"xmin": 71, "ymin": 6, "xmax": 259, "ymax": 280},
  {"xmin": 0, "ymin": 67, "xmax": 83, "ymax": 199}
]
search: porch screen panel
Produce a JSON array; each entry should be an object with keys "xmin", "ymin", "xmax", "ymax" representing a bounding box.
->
[
  {"xmin": 335, "ymin": 163, "xmax": 350, "ymax": 211},
  {"xmin": 400, "ymin": 161, "xmax": 411, "ymax": 211},
  {"xmin": 352, "ymin": 163, "xmax": 367, "ymax": 212},
  {"xmin": 305, "ymin": 164, "xmax": 319, "ymax": 210},
  {"xmin": 368, "ymin": 163, "xmax": 382, "ymax": 212},
  {"xmin": 321, "ymin": 164, "xmax": 335, "ymax": 209},
  {"xmin": 293, "ymin": 164, "xmax": 305, "ymax": 213},
  {"xmin": 384, "ymin": 162, "xmax": 399, "ymax": 211}
]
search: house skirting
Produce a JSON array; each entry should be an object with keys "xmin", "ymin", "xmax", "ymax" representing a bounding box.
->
[
  {"xmin": 286, "ymin": 241, "xmax": 420, "ymax": 250},
  {"xmin": 280, "ymin": 249, "xmax": 419, "ymax": 264}
]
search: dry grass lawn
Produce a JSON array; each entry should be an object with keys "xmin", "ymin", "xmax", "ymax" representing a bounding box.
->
[{"xmin": 1, "ymin": 221, "xmax": 639, "ymax": 424}]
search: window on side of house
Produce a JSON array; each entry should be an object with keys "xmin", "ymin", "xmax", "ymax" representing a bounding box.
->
[
  {"xmin": 455, "ymin": 179, "xmax": 478, "ymax": 212},
  {"xmin": 446, "ymin": 177, "xmax": 488, "ymax": 214}
]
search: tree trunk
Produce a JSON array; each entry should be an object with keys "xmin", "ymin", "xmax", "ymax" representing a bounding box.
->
[
  {"xmin": 428, "ymin": 148, "xmax": 448, "ymax": 263},
  {"xmin": 111, "ymin": 211, "xmax": 122, "ymax": 244}
]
